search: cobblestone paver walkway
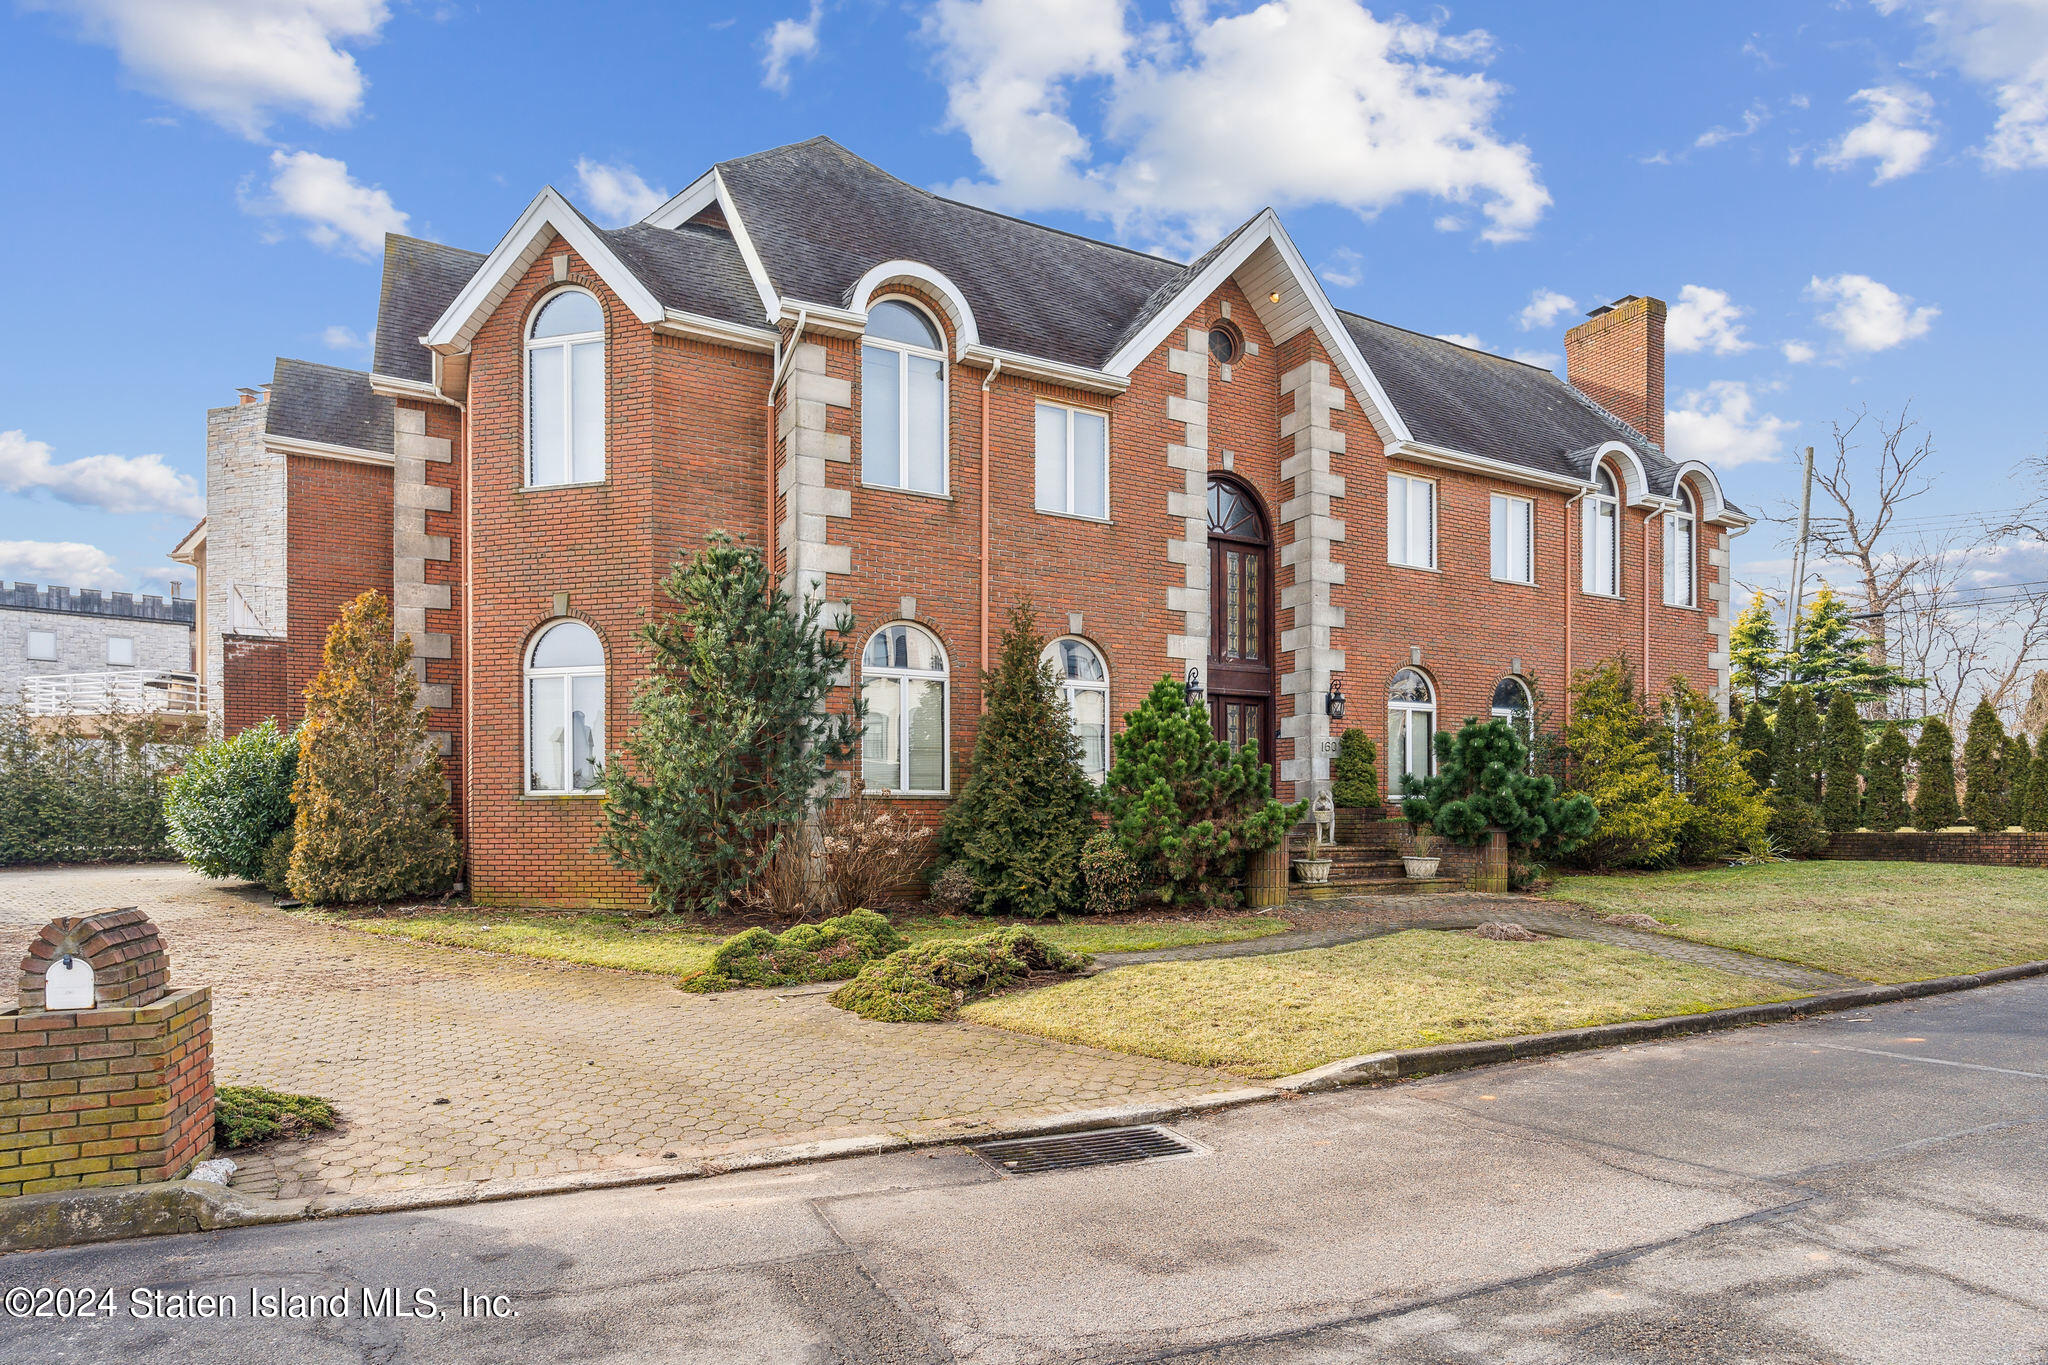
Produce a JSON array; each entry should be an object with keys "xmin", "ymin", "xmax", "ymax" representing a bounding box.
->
[
  {"xmin": 2, "ymin": 866, "xmax": 1231, "ymax": 1200},
  {"xmin": 1097, "ymin": 894, "xmax": 1861, "ymax": 993}
]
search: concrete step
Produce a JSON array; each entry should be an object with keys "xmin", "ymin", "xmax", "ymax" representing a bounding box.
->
[{"xmin": 1289, "ymin": 877, "xmax": 1465, "ymax": 900}]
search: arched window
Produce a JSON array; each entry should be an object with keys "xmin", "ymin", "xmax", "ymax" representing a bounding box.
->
[
  {"xmin": 1491, "ymin": 675, "xmax": 1534, "ymax": 750},
  {"xmin": 1582, "ymin": 464, "xmax": 1621, "ymax": 597},
  {"xmin": 526, "ymin": 289, "xmax": 605, "ymax": 487},
  {"xmin": 861, "ymin": 299, "xmax": 947, "ymax": 496},
  {"xmin": 1665, "ymin": 483, "xmax": 1698, "ymax": 608},
  {"xmin": 1042, "ymin": 637, "xmax": 1110, "ymax": 779},
  {"xmin": 525, "ymin": 620, "xmax": 605, "ymax": 793},
  {"xmin": 861, "ymin": 622, "xmax": 948, "ymax": 794},
  {"xmin": 1388, "ymin": 667, "xmax": 1436, "ymax": 794}
]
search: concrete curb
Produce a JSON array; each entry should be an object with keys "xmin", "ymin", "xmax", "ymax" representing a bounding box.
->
[{"xmin": 0, "ymin": 1180, "xmax": 307, "ymax": 1255}]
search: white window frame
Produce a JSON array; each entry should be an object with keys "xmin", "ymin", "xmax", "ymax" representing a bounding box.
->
[
  {"xmin": 524, "ymin": 287, "xmax": 606, "ymax": 488},
  {"xmin": 861, "ymin": 298, "xmax": 949, "ymax": 497},
  {"xmin": 1033, "ymin": 401, "xmax": 1111, "ymax": 521},
  {"xmin": 1490, "ymin": 675, "xmax": 1535, "ymax": 758},
  {"xmin": 1665, "ymin": 486, "xmax": 1698, "ymax": 608},
  {"xmin": 25, "ymin": 629, "xmax": 56, "ymax": 662},
  {"xmin": 1388, "ymin": 667, "xmax": 1437, "ymax": 797},
  {"xmin": 1490, "ymin": 493, "xmax": 1535, "ymax": 584},
  {"xmin": 1042, "ymin": 637, "xmax": 1111, "ymax": 780},
  {"xmin": 523, "ymin": 620, "xmax": 607, "ymax": 796},
  {"xmin": 106, "ymin": 636, "xmax": 135, "ymax": 667},
  {"xmin": 1582, "ymin": 466, "xmax": 1622, "ymax": 598},
  {"xmin": 1387, "ymin": 473, "xmax": 1437, "ymax": 570},
  {"xmin": 860, "ymin": 622, "xmax": 951, "ymax": 796}
]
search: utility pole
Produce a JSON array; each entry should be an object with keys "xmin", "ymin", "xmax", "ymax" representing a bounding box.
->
[{"xmin": 1783, "ymin": 445, "xmax": 1816, "ymax": 667}]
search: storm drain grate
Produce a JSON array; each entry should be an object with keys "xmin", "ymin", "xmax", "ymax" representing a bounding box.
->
[{"xmin": 969, "ymin": 1125, "xmax": 1197, "ymax": 1175}]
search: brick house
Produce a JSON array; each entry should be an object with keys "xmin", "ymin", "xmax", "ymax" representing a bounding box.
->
[{"xmin": 199, "ymin": 136, "xmax": 1748, "ymax": 908}]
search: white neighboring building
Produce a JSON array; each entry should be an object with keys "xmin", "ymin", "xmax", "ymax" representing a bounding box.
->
[{"xmin": 0, "ymin": 582, "xmax": 197, "ymax": 712}]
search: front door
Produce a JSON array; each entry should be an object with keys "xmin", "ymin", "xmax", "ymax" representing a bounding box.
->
[{"xmin": 1206, "ymin": 477, "xmax": 1274, "ymax": 770}]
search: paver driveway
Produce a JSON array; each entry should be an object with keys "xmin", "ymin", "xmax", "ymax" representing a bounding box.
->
[{"xmin": 0, "ymin": 865, "xmax": 1228, "ymax": 1200}]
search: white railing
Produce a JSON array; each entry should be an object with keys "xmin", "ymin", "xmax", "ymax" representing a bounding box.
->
[
  {"xmin": 21, "ymin": 671, "xmax": 207, "ymax": 718},
  {"xmin": 227, "ymin": 582, "xmax": 286, "ymax": 639}
]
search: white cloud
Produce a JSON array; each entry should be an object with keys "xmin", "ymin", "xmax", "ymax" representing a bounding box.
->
[
  {"xmin": 1817, "ymin": 85, "xmax": 1939, "ymax": 182},
  {"xmin": 1873, "ymin": 0, "xmax": 2048, "ymax": 170},
  {"xmin": 1664, "ymin": 381, "xmax": 1795, "ymax": 468},
  {"xmin": 1510, "ymin": 349, "xmax": 1560, "ymax": 369},
  {"xmin": 762, "ymin": 0, "xmax": 823, "ymax": 93},
  {"xmin": 27, "ymin": 0, "xmax": 390, "ymax": 140},
  {"xmin": 1517, "ymin": 288, "xmax": 1576, "ymax": 331},
  {"xmin": 1320, "ymin": 247, "xmax": 1364, "ymax": 288},
  {"xmin": 1806, "ymin": 272, "xmax": 1940, "ymax": 351},
  {"xmin": 1434, "ymin": 333, "xmax": 1492, "ymax": 352},
  {"xmin": 1666, "ymin": 284, "xmax": 1753, "ymax": 356},
  {"xmin": 573, "ymin": 157, "xmax": 668, "ymax": 226},
  {"xmin": 244, "ymin": 148, "xmax": 406, "ymax": 256},
  {"xmin": 1695, "ymin": 101, "xmax": 1770, "ymax": 148},
  {"xmin": 1781, "ymin": 339, "xmax": 1818, "ymax": 364},
  {"xmin": 321, "ymin": 324, "xmax": 367, "ymax": 351},
  {"xmin": 924, "ymin": 0, "xmax": 1551, "ymax": 251},
  {"xmin": 0, "ymin": 541, "xmax": 123, "ymax": 589},
  {"xmin": 0, "ymin": 430, "xmax": 204, "ymax": 518}
]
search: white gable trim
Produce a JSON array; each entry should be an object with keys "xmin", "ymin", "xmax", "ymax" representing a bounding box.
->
[
  {"xmin": 265, "ymin": 434, "xmax": 395, "ymax": 469},
  {"xmin": 1669, "ymin": 459, "xmax": 1742, "ymax": 523},
  {"xmin": 848, "ymin": 260, "xmax": 982, "ymax": 359},
  {"xmin": 1589, "ymin": 440, "xmax": 1654, "ymax": 506},
  {"xmin": 423, "ymin": 188, "xmax": 664, "ymax": 353},
  {"xmin": 1100, "ymin": 210, "xmax": 1413, "ymax": 447},
  {"xmin": 642, "ymin": 168, "xmax": 780, "ymax": 323}
]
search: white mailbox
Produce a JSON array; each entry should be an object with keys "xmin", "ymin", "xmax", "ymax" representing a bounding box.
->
[{"xmin": 44, "ymin": 955, "xmax": 96, "ymax": 1010}]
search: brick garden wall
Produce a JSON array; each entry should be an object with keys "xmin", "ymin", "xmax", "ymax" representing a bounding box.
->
[{"xmin": 1825, "ymin": 830, "xmax": 2048, "ymax": 868}]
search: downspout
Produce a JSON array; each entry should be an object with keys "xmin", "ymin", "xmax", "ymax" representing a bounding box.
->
[
  {"xmin": 459, "ymin": 391, "xmax": 473, "ymax": 875},
  {"xmin": 766, "ymin": 310, "xmax": 811, "ymax": 599},
  {"xmin": 1562, "ymin": 485, "xmax": 1591, "ymax": 722},
  {"xmin": 979, "ymin": 357, "xmax": 1002, "ymax": 687}
]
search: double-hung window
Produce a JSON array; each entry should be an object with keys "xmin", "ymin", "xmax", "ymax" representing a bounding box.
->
[
  {"xmin": 861, "ymin": 300, "xmax": 947, "ymax": 496},
  {"xmin": 1490, "ymin": 494, "xmax": 1534, "ymax": 584},
  {"xmin": 1581, "ymin": 466, "xmax": 1621, "ymax": 597},
  {"xmin": 525, "ymin": 289, "xmax": 605, "ymax": 487},
  {"xmin": 1665, "ymin": 485, "xmax": 1698, "ymax": 607},
  {"xmin": 1034, "ymin": 403, "xmax": 1108, "ymax": 520},
  {"xmin": 1387, "ymin": 474, "xmax": 1436, "ymax": 569}
]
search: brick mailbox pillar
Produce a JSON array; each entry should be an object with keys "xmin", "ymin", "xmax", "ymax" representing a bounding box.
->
[{"xmin": 1, "ymin": 908, "xmax": 214, "ymax": 1197}]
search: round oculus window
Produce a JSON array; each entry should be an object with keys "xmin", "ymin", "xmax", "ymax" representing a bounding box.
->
[{"xmin": 1207, "ymin": 325, "xmax": 1242, "ymax": 365}]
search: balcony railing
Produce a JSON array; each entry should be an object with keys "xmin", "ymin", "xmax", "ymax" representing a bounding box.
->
[{"xmin": 21, "ymin": 670, "xmax": 207, "ymax": 718}]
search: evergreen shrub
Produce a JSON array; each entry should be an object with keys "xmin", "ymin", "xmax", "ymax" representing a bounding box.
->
[
  {"xmin": 680, "ymin": 909, "xmax": 908, "ymax": 992},
  {"xmin": 829, "ymin": 929, "xmax": 1090, "ymax": 1023},
  {"xmin": 164, "ymin": 718, "xmax": 297, "ymax": 882},
  {"xmin": 1079, "ymin": 831, "xmax": 1139, "ymax": 916}
]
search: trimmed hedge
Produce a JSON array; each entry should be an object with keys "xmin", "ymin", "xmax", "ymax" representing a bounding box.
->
[
  {"xmin": 0, "ymin": 707, "xmax": 192, "ymax": 866},
  {"xmin": 829, "ymin": 928, "xmax": 1091, "ymax": 1023},
  {"xmin": 679, "ymin": 909, "xmax": 907, "ymax": 992}
]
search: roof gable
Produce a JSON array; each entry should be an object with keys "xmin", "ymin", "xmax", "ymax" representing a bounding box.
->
[{"xmin": 375, "ymin": 235, "xmax": 485, "ymax": 384}]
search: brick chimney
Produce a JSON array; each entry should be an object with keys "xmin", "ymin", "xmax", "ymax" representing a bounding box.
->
[{"xmin": 1564, "ymin": 295, "xmax": 1666, "ymax": 448}]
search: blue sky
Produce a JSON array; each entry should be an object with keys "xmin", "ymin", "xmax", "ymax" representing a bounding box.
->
[{"xmin": 2, "ymin": 0, "xmax": 2043, "ymax": 610}]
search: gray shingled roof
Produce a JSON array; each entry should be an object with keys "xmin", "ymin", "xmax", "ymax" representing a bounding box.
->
[
  {"xmin": 266, "ymin": 358, "xmax": 393, "ymax": 454},
  {"xmin": 716, "ymin": 136, "xmax": 1185, "ymax": 370},
  {"xmin": 376, "ymin": 235, "xmax": 486, "ymax": 384},
  {"xmin": 600, "ymin": 222, "xmax": 763, "ymax": 327}
]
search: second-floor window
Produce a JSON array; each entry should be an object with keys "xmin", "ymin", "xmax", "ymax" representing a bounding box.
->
[
  {"xmin": 1387, "ymin": 473, "xmax": 1436, "ymax": 569},
  {"xmin": 1665, "ymin": 484, "xmax": 1698, "ymax": 607},
  {"xmin": 26, "ymin": 630, "xmax": 55, "ymax": 662},
  {"xmin": 107, "ymin": 636, "xmax": 134, "ymax": 667},
  {"xmin": 1034, "ymin": 402, "xmax": 1108, "ymax": 519},
  {"xmin": 862, "ymin": 300, "xmax": 947, "ymax": 496},
  {"xmin": 1490, "ymin": 493, "xmax": 1534, "ymax": 584},
  {"xmin": 526, "ymin": 289, "xmax": 605, "ymax": 487},
  {"xmin": 1582, "ymin": 465, "xmax": 1621, "ymax": 597}
]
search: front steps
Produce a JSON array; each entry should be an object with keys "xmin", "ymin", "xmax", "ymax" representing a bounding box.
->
[{"xmin": 1288, "ymin": 831, "xmax": 1469, "ymax": 901}]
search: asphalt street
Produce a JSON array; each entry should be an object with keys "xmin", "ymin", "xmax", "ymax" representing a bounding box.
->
[{"xmin": 5, "ymin": 978, "xmax": 2045, "ymax": 1363}]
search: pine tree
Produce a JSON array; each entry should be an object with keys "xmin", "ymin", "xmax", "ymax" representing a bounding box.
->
[
  {"xmin": 1862, "ymin": 724, "xmax": 1912, "ymax": 831},
  {"xmin": 1558, "ymin": 659, "xmax": 1689, "ymax": 869},
  {"xmin": 1661, "ymin": 678, "xmax": 1770, "ymax": 861},
  {"xmin": 1962, "ymin": 699, "xmax": 2008, "ymax": 830},
  {"xmin": 1402, "ymin": 717, "xmax": 1596, "ymax": 855},
  {"xmin": 1912, "ymin": 717, "xmax": 1961, "ymax": 830},
  {"xmin": 936, "ymin": 605, "xmax": 1100, "ymax": 919},
  {"xmin": 1330, "ymin": 729, "xmax": 1380, "ymax": 808},
  {"xmin": 2024, "ymin": 738, "xmax": 2048, "ymax": 832},
  {"xmin": 1783, "ymin": 585, "xmax": 1920, "ymax": 710},
  {"xmin": 601, "ymin": 533, "xmax": 860, "ymax": 916},
  {"xmin": 1819, "ymin": 690, "xmax": 1867, "ymax": 833},
  {"xmin": 1729, "ymin": 598, "xmax": 1782, "ymax": 705},
  {"xmin": 2000, "ymin": 732, "xmax": 2033, "ymax": 833},
  {"xmin": 289, "ymin": 592, "xmax": 462, "ymax": 904},
  {"xmin": 1771, "ymin": 685, "xmax": 1823, "ymax": 805},
  {"xmin": 1103, "ymin": 677, "xmax": 1302, "ymax": 906},
  {"xmin": 1737, "ymin": 698, "xmax": 1775, "ymax": 791}
]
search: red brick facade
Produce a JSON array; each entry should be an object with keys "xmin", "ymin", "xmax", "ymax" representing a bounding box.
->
[{"xmin": 220, "ymin": 634, "xmax": 286, "ymax": 736}]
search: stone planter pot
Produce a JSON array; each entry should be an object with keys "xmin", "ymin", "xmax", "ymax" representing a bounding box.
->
[
  {"xmin": 1293, "ymin": 857, "xmax": 1334, "ymax": 885},
  {"xmin": 1402, "ymin": 855, "xmax": 1441, "ymax": 879}
]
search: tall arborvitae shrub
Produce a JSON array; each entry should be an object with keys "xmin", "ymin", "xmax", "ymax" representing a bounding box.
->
[
  {"xmin": 1401, "ymin": 718, "xmax": 1596, "ymax": 856},
  {"xmin": 1819, "ymin": 691, "xmax": 1867, "ymax": 834},
  {"xmin": 1999, "ymin": 733, "xmax": 2033, "ymax": 832},
  {"xmin": 2024, "ymin": 740, "xmax": 2048, "ymax": 832},
  {"xmin": 1962, "ymin": 699, "xmax": 2008, "ymax": 830},
  {"xmin": 289, "ymin": 592, "xmax": 462, "ymax": 904},
  {"xmin": 0, "ymin": 705, "xmax": 189, "ymax": 866},
  {"xmin": 601, "ymin": 533, "xmax": 859, "ymax": 916},
  {"xmin": 1557, "ymin": 659, "xmax": 1688, "ymax": 869},
  {"xmin": 1771, "ymin": 686, "xmax": 1823, "ymax": 805},
  {"xmin": 936, "ymin": 605, "xmax": 1099, "ymax": 919},
  {"xmin": 1661, "ymin": 677, "xmax": 1770, "ymax": 861},
  {"xmin": 1737, "ymin": 699, "xmax": 1775, "ymax": 791},
  {"xmin": 164, "ymin": 718, "xmax": 299, "ymax": 882},
  {"xmin": 1103, "ymin": 677, "xmax": 1302, "ymax": 906},
  {"xmin": 1861, "ymin": 725, "xmax": 1912, "ymax": 831},
  {"xmin": 1912, "ymin": 716, "xmax": 1961, "ymax": 830},
  {"xmin": 1330, "ymin": 729, "xmax": 1380, "ymax": 808}
]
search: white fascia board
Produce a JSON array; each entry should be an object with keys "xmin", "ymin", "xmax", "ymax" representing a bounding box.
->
[
  {"xmin": 1589, "ymin": 440, "xmax": 1656, "ymax": 506},
  {"xmin": 641, "ymin": 169, "xmax": 719, "ymax": 228},
  {"xmin": 1385, "ymin": 440, "xmax": 1588, "ymax": 494},
  {"xmin": 422, "ymin": 187, "xmax": 665, "ymax": 352},
  {"xmin": 170, "ymin": 519, "xmax": 207, "ymax": 561},
  {"xmin": 1099, "ymin": 209, "xmax": 1414, "ymax": 447},
  {"xmin": 960, "ymin": 345, "xmax": 1128, "ymax": 396},
  {"xmin": 653, "ymin": 309, "xmax": 778, "ymax": 353},
  {"xmin": 265, "ymin": 435, "xmax": 396, "ymax": 468},
  {"xmin": 369, "ymin": 373, "xmax": 459, "ymax": 406},
  {"xmin": 1670, "ymin": 458, "xmax": 1736, "ymax": 522},
  {"xmin": 642, "ymin": 168, "xmax": 780, "ymax": 323},
  {"xmin": 778, "ymin": 299, "xmax": 866, "ymax": 337}
]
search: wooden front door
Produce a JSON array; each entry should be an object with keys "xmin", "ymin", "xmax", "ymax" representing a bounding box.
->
[{"xmin": 1206, "ymin": 477, "xmax": 1274, "ymax": 768}]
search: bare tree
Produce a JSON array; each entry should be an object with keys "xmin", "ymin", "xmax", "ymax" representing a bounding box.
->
[{"xmin": 1802, "ymin": 406, "xmax": 1938, "ymax": 664}]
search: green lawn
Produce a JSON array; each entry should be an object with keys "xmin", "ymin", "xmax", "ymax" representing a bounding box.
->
[
  {"xmin": 964, "ymin": 930, "xmax": 1795, "ymax": 1078},
  {"xmin": 1547, "ymin": 862, "xmax": 2048, "ymax": 983},
  {"xmin": 306, "ymin": 907, "xmax": 1290, "ymax": 978}
]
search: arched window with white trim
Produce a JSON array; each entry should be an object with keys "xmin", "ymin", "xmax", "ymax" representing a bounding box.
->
[
  {"xmin": 1389, "ymin": 668, "xmax": 1436, "ymax": 794},
  {"xmin": 526, "ymin": 288, "xmax": 605, "ymax": 486},
  {"xmin": 1491, "ymin": 675, "xmax": 1535, "ymax": 751},
  {"xmin": 1582, "ymin": 464, "xmax": 1621, "ymax": 597},
  {"xmin": 861, "ymin": 299, "xmax": 947, "ymax": 496},
  {"xmin": 1665, "ymin": 483, "xmax": 1698, "ymax": 608},
  {"xmin": 1042, "ymin": 637, "xmax": 1110, "ymax": 779},
  {"xmin": 526, "ymin": 620, "xmax": 605, "ymax": 793},
  {"xmin": 861, "ymin": 622, "xmax": 948, "ymax": 794}
]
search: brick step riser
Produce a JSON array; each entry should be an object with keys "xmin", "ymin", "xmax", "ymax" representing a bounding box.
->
[{"xmin": 1289, "ymin": 878, "xmax": 1464, "ymax": 900}]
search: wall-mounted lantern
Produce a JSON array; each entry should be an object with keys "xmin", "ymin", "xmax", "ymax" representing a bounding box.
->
[
  {"xmin": 1326, "ymin": 676, "xmax": 1347, "ymax": 721},
  {"xmin": 1184, "ymin": 666, "xmax": 1204, "ymax": 709}
]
